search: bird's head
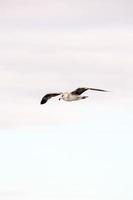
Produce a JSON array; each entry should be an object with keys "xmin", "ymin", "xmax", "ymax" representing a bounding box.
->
[{"xmin": 58, "ymin": 93, "xmax": 68, "ymax": 100}]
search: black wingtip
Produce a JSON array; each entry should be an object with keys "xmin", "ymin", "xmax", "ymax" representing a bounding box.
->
[
  {"xmin": 40, "ymin": 99, "xmax": 47, "ymax": 104},
  {"xmin": 89, "ymin": 88, "xmax": 110, "ymax": 92}
]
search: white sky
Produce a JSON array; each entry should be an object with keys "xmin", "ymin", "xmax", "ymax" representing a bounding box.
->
[{"xmin": 0, "ymin": 0, "xmax": 133, "ymax": 199}]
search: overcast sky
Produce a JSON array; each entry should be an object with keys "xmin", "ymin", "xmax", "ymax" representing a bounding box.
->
[{"xmin": 0, "ymin": 0, "xmax": 133, "ymax": 200}]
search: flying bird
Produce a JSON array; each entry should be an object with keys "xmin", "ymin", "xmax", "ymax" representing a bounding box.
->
[{"xmin": 40, "ymin": 87, "xmax": 109, "ymax": 104}]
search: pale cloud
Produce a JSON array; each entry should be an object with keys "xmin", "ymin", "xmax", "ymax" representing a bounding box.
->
[{"xmin": 0, "ymin": 0, "xmax": 133, "ymax": 29}]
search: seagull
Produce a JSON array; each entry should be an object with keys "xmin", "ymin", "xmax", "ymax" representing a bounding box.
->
[{"xmin": 40, "ymin": 87, "xmax": 109, "ymax": 104}]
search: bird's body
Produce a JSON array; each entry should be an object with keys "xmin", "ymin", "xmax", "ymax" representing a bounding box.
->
[
  {"xmin": 40, "ymin": 87, "xmax": 109, "ymax": 105},
  {"xmin": 59, "ymin": 92, "xmax": 88, "ymax": 101}
]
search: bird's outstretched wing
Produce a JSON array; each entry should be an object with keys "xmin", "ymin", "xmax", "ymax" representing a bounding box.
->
[
  {"xmin": 71, "ymin": 87, "xmax": 109, "ymax": 95},
  {"xmin": 71, "ymin": 87, "xmax": 89, "ymax": 95},
  {"xmin": 40, "ymin": 93, "xmax": 61, "ymax": 104}
]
